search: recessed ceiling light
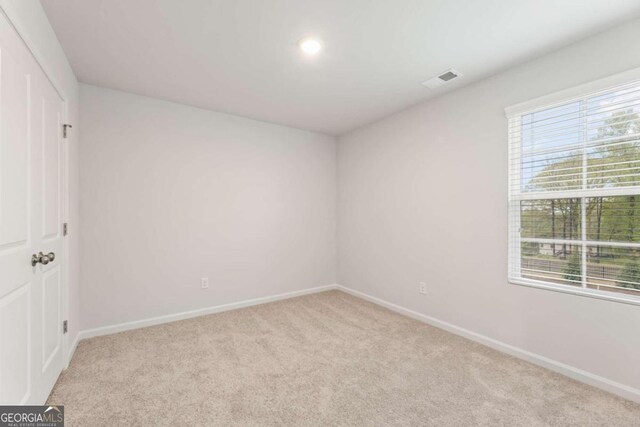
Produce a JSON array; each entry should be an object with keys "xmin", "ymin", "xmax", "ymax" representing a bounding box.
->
[{"xmin": 298, "ymin": 37, "xmax": 322, "ymax": 55}]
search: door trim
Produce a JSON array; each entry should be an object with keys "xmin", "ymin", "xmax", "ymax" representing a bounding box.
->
[{"xmin": 0, "ymin": 4, "xmax": 72, "ymax": 368}]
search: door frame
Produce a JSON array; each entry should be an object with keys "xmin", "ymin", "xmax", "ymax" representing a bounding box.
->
[{"xmin": 0, "ymin": 4, "xmax": 72, "ymax": 368}]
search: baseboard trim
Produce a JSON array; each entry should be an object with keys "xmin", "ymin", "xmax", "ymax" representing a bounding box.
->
[
  {"xmin": 78, "ymin": 284, "xmax": 338, "ymax": 341},
  {"xmin": 336, "ymin": 284, "xmax": 640, "ymax": 404},
  {"xmin": 72, "ymin": 283, "xmax": 639, "ymax": 403},
  {"xmin": 66, "ymin": 333, "xmax": 80, "ymax": 368}
]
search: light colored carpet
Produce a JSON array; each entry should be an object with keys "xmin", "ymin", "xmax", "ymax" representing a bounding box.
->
[{"xmin": 48, "ymin": 290, "xmax": 640, "ymax": 426}]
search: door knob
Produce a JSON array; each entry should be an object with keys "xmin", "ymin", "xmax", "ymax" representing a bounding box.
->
[{"xmin": 31, "ymin": 252, "xmax": 55, "ymax": 267}]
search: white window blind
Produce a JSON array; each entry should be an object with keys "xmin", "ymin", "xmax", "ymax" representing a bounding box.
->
[{"xmin": 507, "ymin": 73, "xmax": 640, "ymax": 303}]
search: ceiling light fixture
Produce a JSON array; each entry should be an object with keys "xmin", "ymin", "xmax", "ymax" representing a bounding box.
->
[{"xmin": 298, "ymin": 37, "xmax": 323, "ymax": 56}]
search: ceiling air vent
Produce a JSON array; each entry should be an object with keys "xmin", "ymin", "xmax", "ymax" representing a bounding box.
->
[{"xmin": 421, "ymin": 68, "xmax": 463, "ymax": 89}]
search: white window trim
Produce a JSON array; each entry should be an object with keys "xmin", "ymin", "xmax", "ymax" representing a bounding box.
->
[
  {"xmin": 505, "ymin": 66, "xmax": 640, "ymax": 306},
  {"xmin": 505, "ymin": 66, "xmax": 640, "ymax": 117}
]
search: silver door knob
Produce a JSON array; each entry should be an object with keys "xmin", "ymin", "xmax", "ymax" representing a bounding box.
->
[{"xmin": 31, "ymin": 252, "xmax": 55, "ymax": 267}]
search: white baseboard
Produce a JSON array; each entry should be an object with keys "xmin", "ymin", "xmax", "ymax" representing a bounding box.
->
[
  {"xmin": 336, "ymin": 284, "xmax": 640, "ymax": 404},
  {"xmin": 66, "ymin": 333, "xmax": 80, "ymax": 368},
  {"xmin": 78, "ymin": 284, "xmax": 338, "ymax": 341},
  {"xmin": 71, "ymin": 282, "xmax": 638, "ymax": 403}
]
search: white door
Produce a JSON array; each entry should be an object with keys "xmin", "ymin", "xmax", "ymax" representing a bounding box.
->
[{"xmin": 0, "ymin": 11, "xmax": 66, "ymax": 404}]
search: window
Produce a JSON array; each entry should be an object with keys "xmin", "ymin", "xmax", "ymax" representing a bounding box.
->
[{"xmin": 507, "ymin": 71, "xmax": 640, "ymax": 304}]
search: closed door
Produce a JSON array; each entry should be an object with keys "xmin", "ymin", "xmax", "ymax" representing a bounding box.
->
[{"xmin": 0, "ymin": 11, "xmax": 66, "ymax": 404}]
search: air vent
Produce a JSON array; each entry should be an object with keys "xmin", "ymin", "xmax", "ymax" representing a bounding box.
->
[{"xmin": 422, "ymin": 68, "xmax": 463, "ymax": 89}]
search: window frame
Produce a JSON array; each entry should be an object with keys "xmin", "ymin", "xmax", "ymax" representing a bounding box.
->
[{"xmin": 506, "ymin": 67, "xmax": 640, "ymax": 306}]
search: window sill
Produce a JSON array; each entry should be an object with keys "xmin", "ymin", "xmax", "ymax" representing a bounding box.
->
[{"xmin": 509, "ymin": 277, "xmax": 640, "ymax": 306}]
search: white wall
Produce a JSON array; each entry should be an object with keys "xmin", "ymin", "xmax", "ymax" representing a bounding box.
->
[
  {"xmin": 338, "ymin": 17, "xmax": 640, "ymax": 394},
  {"xmin": 0, "ymin": 1, "xmax": 81, "ymax": 359},
  {"xmin": 80, "ymin": 84, "xmax": 336, "ymax": 330}
]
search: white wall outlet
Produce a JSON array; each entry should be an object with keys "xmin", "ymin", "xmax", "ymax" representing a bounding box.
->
[
  {"xmin": 201, "ymin": 277, "xmax": 209, "ymax": 289},
  {"xmin": 419, "ymin": 282, "xmax": 427, "ymax": 295}
]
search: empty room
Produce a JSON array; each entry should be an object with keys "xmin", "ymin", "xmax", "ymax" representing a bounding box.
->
[{"xmin": 1, "ymin": 0, "xmax": 640, "ymax": 425}]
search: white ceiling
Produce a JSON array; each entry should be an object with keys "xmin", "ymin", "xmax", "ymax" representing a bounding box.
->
[{"xmin": 41, "ymin": 0, "xmax": 640, "ymax": 135}]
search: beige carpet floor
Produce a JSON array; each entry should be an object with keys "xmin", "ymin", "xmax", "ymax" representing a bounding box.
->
[{"xmin": 48, "ymin": 290, "xmax": 640, "ymax": 426}]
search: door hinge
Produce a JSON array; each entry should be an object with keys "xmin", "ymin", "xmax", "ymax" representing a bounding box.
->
[
  {"xmin": 63, "ymin": 320, "xmax": 68, "ymax": 334},
  {"xmin": 63, "ymin": 124, "xmax": 73, "ymax": 139},
  {"xmin": 63, "ymin": 222, "xmax": 68, "ymax": 236}
]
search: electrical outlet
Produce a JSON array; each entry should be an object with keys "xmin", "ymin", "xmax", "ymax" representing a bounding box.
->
[
  {"xmin": 419, "ymin": 282, "xmax": 427, "ymax": 295},
  {"xmin": 201, "ymin": 277, "xmax": 209, "ymax": 289}
]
